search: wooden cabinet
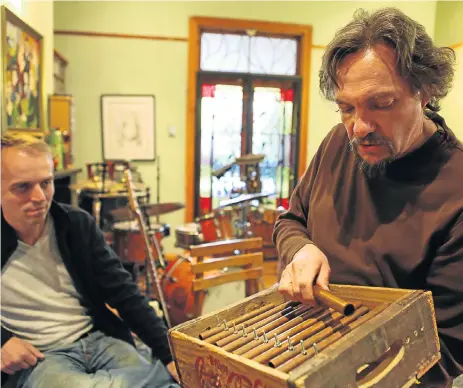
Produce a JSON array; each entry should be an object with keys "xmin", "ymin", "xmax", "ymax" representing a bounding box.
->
[{"xmin": 48, "ymin": 95, "xmax": 75, "ymax": 168}]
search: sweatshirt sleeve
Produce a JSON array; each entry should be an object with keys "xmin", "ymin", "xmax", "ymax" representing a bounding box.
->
[
  {"xmin": 421, "ymin": 218, "xmax": 463, "ymax": 385},
  {"xmin": 272, "ymin": 134, "xmax": 327, "ymax": 270}
]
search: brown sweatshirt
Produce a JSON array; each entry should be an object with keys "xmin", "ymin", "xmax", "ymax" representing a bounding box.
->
[{"xmin": 273, "ymin": 114, "xmax": 463, "ymax": 386}]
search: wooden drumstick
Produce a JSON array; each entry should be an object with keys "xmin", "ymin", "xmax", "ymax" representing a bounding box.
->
[{"xmin": 313, "ymin": 285, "xmax": 355, "ymax": 316}]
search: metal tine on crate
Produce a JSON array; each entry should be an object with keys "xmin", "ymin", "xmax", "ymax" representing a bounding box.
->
[
  {"xmin": 287, "ymin": 336, "xmax": 294, "ymax": 351},
  {"xmin": 199, "ymin": 302, "xmax": 281, "ymax": 340},
  {"xmin": 225, "ymin": 304, "xmax": 311, "ymax": 353},
  {"xmin": 233, "ymin": 305, "xmax": 323, "ymax": 356},
  {"xmin": 215, "ymin": 302, "xmax": 304, "ymax": 348},
  {"xmin": 204, "ymin": 301, "xmax": 297, "ymax": 344},
  {"xmin": 270, "ymin": 305, "xmax": 372, "ymax": 370},
  {"xmin": 241, "ymin": 306, "xmax": 333, "ymax": 361},
  {"xmin": 253, "ymin": 309, "xmax": 342, "ymax": 363},
  {"xmin": 262, "ymin": 331, "xmax": 269, "ymax": 343},
  {"xmin": 276, "ymin": 306, "xmax": 382, "ymax": 373},
  {"xmin": 246, "ymin": 302, "xmax": 363, "ymax": 364}
]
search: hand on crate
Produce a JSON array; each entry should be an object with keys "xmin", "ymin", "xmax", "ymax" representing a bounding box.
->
[{"xmin": 278, "ymin": 243, "xmax": 331, "ymax": 305}]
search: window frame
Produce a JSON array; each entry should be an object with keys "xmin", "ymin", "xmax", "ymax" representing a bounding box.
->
[{"xmin": 185, "ymin": 16, "xmax": 312, "ymax": 222}]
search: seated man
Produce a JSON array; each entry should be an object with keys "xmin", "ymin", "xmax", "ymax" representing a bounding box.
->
[
  {"xmin": 1, "ymin": 133, "xmax": 179, "ymax": 388},
  {"xmin": 273, "ymin": 7, "xmax": 462, "ymax": 388}
]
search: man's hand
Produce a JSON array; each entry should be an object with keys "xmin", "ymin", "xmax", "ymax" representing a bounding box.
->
[
  {"xmin": 166, "ymin": 360, "xmax": 180, "ymax": 383},
  {"xmin": 278, "ymin": 244, "xmax": 331, "ymax": 305},
  {"xmin": 1, "ymin": 337, "xmax": 44, "ymax": 375}
]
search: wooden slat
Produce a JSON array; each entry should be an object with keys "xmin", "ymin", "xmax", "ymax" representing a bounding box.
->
[
  {"xmin": 193, "ymin": 267, "xmax": 263, "ymax": 291},
  {"xmin": 188, "ymin": 237, "xmax": 262, "ymax": 257},
  {"xmin": 191, "ymin": 253, "xmax": 263, "ymax": 274}
]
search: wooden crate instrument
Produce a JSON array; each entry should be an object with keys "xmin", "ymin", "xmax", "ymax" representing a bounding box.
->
[{"xmin": 168, "ymin": 284, "xmax": 440, "ymax": 388}]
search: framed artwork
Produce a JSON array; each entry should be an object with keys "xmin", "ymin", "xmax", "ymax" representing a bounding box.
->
[
  {"xmin": 1, "ymin": 6, "xmax": 44, "ymax": 133},
  {"xmin": 101, "ymin": 94, "xmax": 156, "ymax": 161}
]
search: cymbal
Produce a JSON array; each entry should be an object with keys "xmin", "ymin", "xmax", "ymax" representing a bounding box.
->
[
  {"xmin": 235, "ymin": 153, "xmax": 265, "ymax": 164},
  {"xmin": 110, "ymin": 202, "xmax": 185, "ymax": 222},
  {"xmin": 218, "ymin": 192, "xmax": 274, "ymax": 208},
  {"xmin": 211, "ymin": 162, "xmax": 234, "ymax": 178}
]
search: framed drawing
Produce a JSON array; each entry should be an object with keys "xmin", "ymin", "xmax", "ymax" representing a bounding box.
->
[
  {"xmin": 1, "ymin": 6, "xmax": 44, "ymax": 134},
  {"xmin": 101, "ymin": 94, "xmax": 156, "ymax": 161}
]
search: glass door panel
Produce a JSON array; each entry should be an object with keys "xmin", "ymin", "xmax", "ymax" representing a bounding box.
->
[
  {"xmin": 198, "ymin": 83, "xmax": 244, "ymax": 215},
  {"xmin": 252, "ymin": 85, "xmax": 297, "ymax": 209},
  {"xmin": 195, "ymin": 74, "xmax": 300, "ymax": 218}
]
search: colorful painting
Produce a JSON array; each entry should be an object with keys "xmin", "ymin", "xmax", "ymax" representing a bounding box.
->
[{"xmin": 2, "ymin": 6, "xmax": 43, "ymax": 132}]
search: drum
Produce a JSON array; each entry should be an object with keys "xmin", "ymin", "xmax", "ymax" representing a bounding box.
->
[
  {"xmin": 162, "ymin": 257, "xmax": 245, "ymax": 327},
  {"xmin": 196, "ymin": 213, "xmax": 220, "ymax": 242},
  {"xmin": 215, "ymin": 207, "xmax": 236, "ymax": 240},
  {"xmin": 175, "ymin": 223, "xmax": 203, "ymax": 249},
  {"xmin": 248, "ymin": 206, "xmax": 285, "ymax": 260},
  {"xmin": 113, "ymin": 220, "xmax": 168, "ymax": 264}
]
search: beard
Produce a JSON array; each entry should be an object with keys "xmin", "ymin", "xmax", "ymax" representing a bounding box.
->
[{"xmin": 349, "ymin": 134, "xmax": 396, "ymax": 179}]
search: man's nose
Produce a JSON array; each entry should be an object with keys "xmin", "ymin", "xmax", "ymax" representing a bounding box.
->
[
  {"xmin": 30, "ymin": 184, "xmax": 46, "ymax": 202},
  {"xmin": 353, "ymin": 115, "xmax": 375, "ymax": 139}
]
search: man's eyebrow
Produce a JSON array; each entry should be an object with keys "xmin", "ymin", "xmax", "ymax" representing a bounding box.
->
[
  {"xmin": 11, "ymin": 176, "xmax": 54, "ymax": 187},
  {"xmin": 11, "ymin": 181, "xmax": 30, "ymax": 188},
  {"xmin": 335, "ymin": 92, "xmax": 396, "ymax": 105}
]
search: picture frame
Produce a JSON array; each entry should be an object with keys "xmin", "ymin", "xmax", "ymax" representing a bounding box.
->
[
  {"xmin": 101, "ymin": 94, "xmax": 156, "ymax": 161},
  {"xmin": 1, "ymin": 5, "xmax": 44, "ymax": 134}
]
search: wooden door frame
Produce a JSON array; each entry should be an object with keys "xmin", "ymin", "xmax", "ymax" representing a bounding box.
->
[{"xmin": 185, "ymin": 16, "xmax": 312, "ymax": 222}]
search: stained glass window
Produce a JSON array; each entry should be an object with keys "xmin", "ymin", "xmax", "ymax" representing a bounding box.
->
[
  {"xmin": 252, "ymin": 87, "xmax": 294, "ymax": 207},
  {"xmin": 199, "ymin": 84, "xmax": 244, "ymax": 214},
  {"xmin": 200, "ymin": 32, "xmax": 297, "ymax": 75}
]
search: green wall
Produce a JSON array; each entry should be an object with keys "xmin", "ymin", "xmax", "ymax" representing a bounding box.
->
[{"xmin": 53, "ymin": 1, "xmax": 438, "ymax": 252}]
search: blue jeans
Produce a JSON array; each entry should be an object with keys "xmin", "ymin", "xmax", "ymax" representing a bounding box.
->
[{"xmin": 13, "ymin": 331, "xmax": 179, "ymax": 388}]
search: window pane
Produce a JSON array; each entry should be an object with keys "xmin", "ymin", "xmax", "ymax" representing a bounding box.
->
[
  {"xmin": 199, "ymin": 84, "xmax": 244, "ymax": 214},
  {"xmin": 200, "ymin": 32, "xmax": 250, "ymax": 73},
  {"xmin": 200, "ymin": 32, "xmax": 298, "ymax": 75},
  {"xmin": 252, "ymin": 86, "xmax": 294, "ymax": 207},
  {"xmin": 249, "ymin": 37, "xmax": 297, "ymax": 76}
]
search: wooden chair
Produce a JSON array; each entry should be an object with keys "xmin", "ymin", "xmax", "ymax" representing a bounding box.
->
[{"xmin": 187, "ymin": 237, "xmax": 264, "ymax": 319}]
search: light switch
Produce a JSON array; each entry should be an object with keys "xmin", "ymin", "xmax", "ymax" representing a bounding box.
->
[{"xmin": 168, "ymin": 126, "xmax": 176, "ymax": 137}]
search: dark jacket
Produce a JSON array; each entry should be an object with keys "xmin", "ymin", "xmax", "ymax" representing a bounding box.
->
[{"xmin": 1, "ymin": 201, "xmax": 173, "ymax": 365}]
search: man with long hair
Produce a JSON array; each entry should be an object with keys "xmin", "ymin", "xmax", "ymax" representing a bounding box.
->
[{"xmin": 274, "ymin": 8, "xmax": 462, "ymax": 386}]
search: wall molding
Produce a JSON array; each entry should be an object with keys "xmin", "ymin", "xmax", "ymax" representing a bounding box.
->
[
  {"xmin": 54, "ymin": 29, "xmax": 188, "ymax": 42},
  {"xmin": 54, "ymin": 29, "xmax": 329, "ymax": 49}
]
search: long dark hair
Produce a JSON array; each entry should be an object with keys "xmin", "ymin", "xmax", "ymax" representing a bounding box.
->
[{"xmin": 319, "ymin": 7, "xmax": 456, "ymax": 113}]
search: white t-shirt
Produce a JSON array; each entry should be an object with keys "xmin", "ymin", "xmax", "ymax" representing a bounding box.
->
[{"xmin": 1, "ymin": 217, "xmax": 93, "ymax": 351}]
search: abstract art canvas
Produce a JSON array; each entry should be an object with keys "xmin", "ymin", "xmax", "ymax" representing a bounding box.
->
[{"xmin": 2, "ymin": 6, "xmax": 43, "ymax": 133}]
